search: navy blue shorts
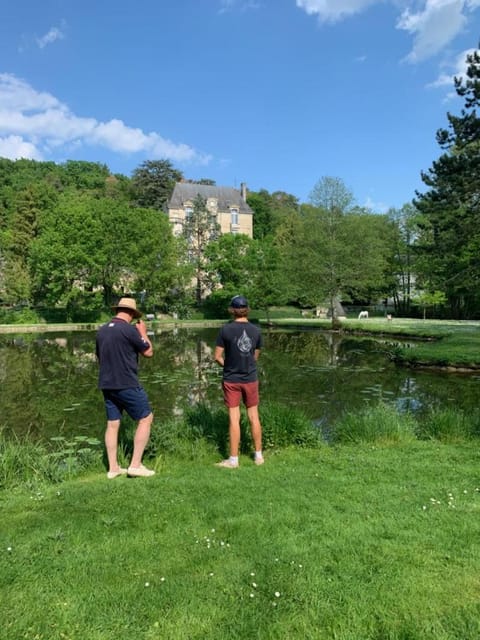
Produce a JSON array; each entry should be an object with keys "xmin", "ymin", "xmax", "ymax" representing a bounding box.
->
[{"xmin": 102, "ymin": 387, "xmax": 152, "ymax": 421}]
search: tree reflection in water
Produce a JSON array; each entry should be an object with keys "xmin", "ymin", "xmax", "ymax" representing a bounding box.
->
[{"xmin": 0, "ymin": 328, "xmax": 477, "ymax": 441}]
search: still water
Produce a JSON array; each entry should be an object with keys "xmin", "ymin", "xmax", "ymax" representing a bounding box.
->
[{"xmin": 1, "ymin": 327, "xmax": 479, "ymax": 441}]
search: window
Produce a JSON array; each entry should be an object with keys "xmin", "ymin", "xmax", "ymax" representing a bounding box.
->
[
  {"xmin": 230, "ymin": 208, "xmax": 239, "ymax": 225},
  {"xmin": 184, "ymin": 206, "xmax": 193, "ymax": 220}
]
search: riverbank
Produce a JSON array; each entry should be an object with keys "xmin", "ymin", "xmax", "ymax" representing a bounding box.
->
[
  {"xmin": 1, "ymin": 316, "xmax": 479, "ymax": 370},
  {"xmin": 0, "ymin": 319, "xmax": 224, "ymax": 334},
  {"xmin": 262, "ymin": 317, "xmax": 480, "ymax": 371}
]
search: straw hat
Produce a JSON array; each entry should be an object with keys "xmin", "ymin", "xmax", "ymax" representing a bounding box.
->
[{"xmin": 112, "ymin": 297, "xmax": 142, "ymax": 318}]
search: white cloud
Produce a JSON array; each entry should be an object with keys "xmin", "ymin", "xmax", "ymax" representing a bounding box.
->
[
  {"xmin": 0, "ymin": 73, "xmax": 210, "ymax": 165},
  {"xmin": 427, "ymin": 46, "xmax": 474, "ymax": 96},
  {"xmin": 295, "ymin": 0, "xmax": 380, "ymax": 24},
  {"xmin": 36, "ymin": 26, "xmax": 65, "ymax": 49},
  {"xmin": 397, "ymin": 0, "xmax": 467, "ymax": 63},
  {"xmin": 296, "ymin": 1, "xmax": 480, "ymax": 63},
  {"xmin": 0, "ymin": 134, "xmax": 42, "ymax": 160},
  {"xmin": 219, "ymin": 0, "xmax": 260, "ymax": 13}
]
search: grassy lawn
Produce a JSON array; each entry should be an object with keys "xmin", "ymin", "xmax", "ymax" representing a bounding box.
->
[{"xmin": 2, "ymin": 441, "xmax": 480, "ymax": 639}]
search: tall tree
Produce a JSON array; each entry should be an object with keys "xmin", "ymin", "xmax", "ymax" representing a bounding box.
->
[
  {"xmin": 131, "ymin": 159, "xmax": 183, "ymax": 210},
  {"xmin": 387, "ymin": 204, "xmax": 419, "ymax": 315},
  {"xmin": 282, "ymin": 178, "xmax": 391, "ymax": 324},
  {"xmin": 415, "ymin": 46, "xmax": 480, "ymax": 318},
  {"xmin": 182, "ymin": 194, "xmax": 220, "ymax": 304}
]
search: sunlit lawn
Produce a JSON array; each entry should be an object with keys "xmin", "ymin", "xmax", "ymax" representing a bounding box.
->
[{"xmin": 2, "ymin": 443, "xmax": 480, "ymax": 639}]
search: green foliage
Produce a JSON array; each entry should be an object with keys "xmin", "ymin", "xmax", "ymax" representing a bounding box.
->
[
  {"xmin": 140, "ymin": 402, "xmax": 321, "ymax": 461},
  {"xmin": 332, "ymin": 402, "xmax": 418, "ymax": 444},
  {"xmin": 183, "ymin": 194, "xmax": 221, "ymax": 304},
  {"xmin": 418, "ymin": 407, "xmax": 480, "ymax": 442},
  {"xmin": 131, "ymin": 159, "xmax": 183, "ymax": 210},
  {"xmin": 415, "ymin": 45, "xmax": 480, "ymax": 318},
  {"xmin": 281, "ymin": 187, "xmax": 392, "ymax": 320},
  {"xmin": 0, "ymin": 432, "xmax": 102, "ymax": 490}
]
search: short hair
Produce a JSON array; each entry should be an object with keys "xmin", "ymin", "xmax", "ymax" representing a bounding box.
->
[{"xmin": 231, "ymin": 307, "xmax": 249, "ymax": 318}]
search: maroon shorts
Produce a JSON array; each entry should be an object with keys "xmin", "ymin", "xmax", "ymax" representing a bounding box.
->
[{"xmin": 222, "ymin": 381, "xmax": 259, "ymax": 409}]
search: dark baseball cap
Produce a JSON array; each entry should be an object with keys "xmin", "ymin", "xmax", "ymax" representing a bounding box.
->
[{"xmin": 230, "ymin": 295, "xmax": 249, "ymax": 308}]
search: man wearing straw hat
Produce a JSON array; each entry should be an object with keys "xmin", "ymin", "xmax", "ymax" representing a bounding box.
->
[{"xmin": 96, "ymin": 297, "xmax": 155, "ymax": 479}]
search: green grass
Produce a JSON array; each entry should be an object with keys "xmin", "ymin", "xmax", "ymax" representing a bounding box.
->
[
  {"xmin": 2, "ymin": 400, "xmax": 480, "ymax": 639},
  {"xmin": 1, "ymin": 442, "xmax": 480, "ymax": 639}
]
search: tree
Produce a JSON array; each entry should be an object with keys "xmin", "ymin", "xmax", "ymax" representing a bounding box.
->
[
  {"xmin": 131, "ymin": 159, "xmax": 183, "ymax": 210},
  {"xmin": 30, "ymin": 192, "xmax": 183, "ymax": 315},
  {"xmin": 415, "ymin": 46, "xmax": 480, "ymax": 318},
  {"xmin": 309, "ymin": 176, "xmax": 354, "ymax": 214},
  {"xmin": 413, "ymin": 290, "xmax": 447, "ymax": 320},
  {"xmin": 182, "ymin": 194, "xmax": 220, "ymax": 304},
  {"xmin": 386, "ymin": 204, "xmax": 420, "ymax": 315},
  {"xmin": 280, "ymin": 178, "xmax": 391, "ymax": 325}
]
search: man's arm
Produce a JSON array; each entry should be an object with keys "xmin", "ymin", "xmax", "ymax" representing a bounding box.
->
[
  {"xmin": 136, "ymin": 320, "xmax": 153, "ymax": 357},
  {"xmin": 214, "ymin": 345, "xmax": 224, "ymax": 367}
]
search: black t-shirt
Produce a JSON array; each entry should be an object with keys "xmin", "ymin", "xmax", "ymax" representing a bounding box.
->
[
  {"xmin": 216, "ymin": 320, "xmax": 263, "ymax": 382},
  {"xmin": 96, "ymin": 318, "xmax": 150, "ymax": 389}
]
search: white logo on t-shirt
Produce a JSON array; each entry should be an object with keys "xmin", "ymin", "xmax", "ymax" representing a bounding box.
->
[{"xmin": 237, "ymin": 329, "xmax": 252, "ymax": 354}]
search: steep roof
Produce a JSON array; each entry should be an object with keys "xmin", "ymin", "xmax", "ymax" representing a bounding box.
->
[{"xmin": 168, "ymin": 183, "xmax": 253, "ymax": 214}]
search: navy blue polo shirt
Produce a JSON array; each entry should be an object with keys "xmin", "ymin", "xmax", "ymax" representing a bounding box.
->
[{"xmin": 96, "ymin": 318, "xmax": 150, "ymax": 389}]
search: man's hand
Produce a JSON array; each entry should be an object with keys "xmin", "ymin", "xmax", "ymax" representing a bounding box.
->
[{"xmin": 135, "ymin": 319, "xmax": 148, "ymax": 338}]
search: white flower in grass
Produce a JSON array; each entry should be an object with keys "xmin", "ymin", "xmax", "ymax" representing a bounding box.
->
[
  {"xmin": 144, "ymin": 582, "xmax": 150, "ymax": 587},
  {"xmin": 274, "ymin": 591, "xmax": 281, "ymax": 598},
  {"xmin": 209, "ymin": 572, "xmax": 214, "ymax": 577},
  {"xmin": 250, "ymin": 593, "xmax": 255, "ymax": 598},
  {"xmin": 160, "ymin": 577, "xmax": 165, "ymax": 582},
  {"xmin": 7, "ymin": 547, "xmax": 12, "ymax": 552},
  {"xmin": 211, "ymin": 528, "xmax": 215, "ymax": 533},
  {"xmin": 252, "ymin": 582, "xmax": 257, "ymax": 588},
  {"xmin": 250, "ymin": 572, "xmax": 255, "ymax": 576}
]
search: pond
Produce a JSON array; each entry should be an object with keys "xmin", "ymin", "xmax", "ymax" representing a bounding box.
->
[{"xmin": 1, "ymin": 326, "xmax": 479, "ymax": 442}]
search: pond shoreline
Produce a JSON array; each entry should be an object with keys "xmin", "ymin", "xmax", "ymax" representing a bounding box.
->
[{"xmin": 0, "ymin": 320, "xmax": 224, "ymax": 334}]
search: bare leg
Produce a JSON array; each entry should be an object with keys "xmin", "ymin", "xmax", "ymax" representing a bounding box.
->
[
  {"xmin": 247, "ymin": 405, "xmax": 262, "ymax": 452},
  {"xmin": 228, "ymin": 406, "xmax": 241, "ymax": 457},
  {"xmin": 105, "ymin": 419, "xmax": 121, "ymax": 472},
  {"xmin": 130, "ymin": 412, "xmax": 153, "ymax": 468}
]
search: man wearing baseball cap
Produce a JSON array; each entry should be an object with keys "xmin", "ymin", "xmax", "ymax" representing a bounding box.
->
[
  {"xmin": 96, "ymin": 297, "xmax": 155, "ymax": 478},
  {"xmin": 214, "ymin": 295, "xmax": 264, "ymax": 468}
]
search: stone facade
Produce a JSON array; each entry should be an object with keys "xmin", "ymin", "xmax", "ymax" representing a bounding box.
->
[{"xmin": 166, "ymin": 182, "xmax": 253, "ymax": 238}]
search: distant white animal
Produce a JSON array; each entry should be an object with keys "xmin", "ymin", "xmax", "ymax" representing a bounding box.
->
[
  {"xmin": 386, "ymin": 314, "xmax": 392, "ymax": 321},
  {"xmin": 358, "ymin": 311, "xmax": 369, "ymax": 319}
]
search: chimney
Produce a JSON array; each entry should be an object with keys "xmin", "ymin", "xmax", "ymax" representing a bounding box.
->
[{"xmin": 240, "ymin": 182, "xmax": 247, "ymax": 202}]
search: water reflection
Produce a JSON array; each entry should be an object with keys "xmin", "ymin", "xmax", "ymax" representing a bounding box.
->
[{"xmin": 0, "ymin": 327, "xmax": 478, "ymax": 441}]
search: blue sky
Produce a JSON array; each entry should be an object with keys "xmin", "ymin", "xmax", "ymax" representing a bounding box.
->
[{"xmin": 1, "ymin": 0, "xmax": 479, "ymax": 211}]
